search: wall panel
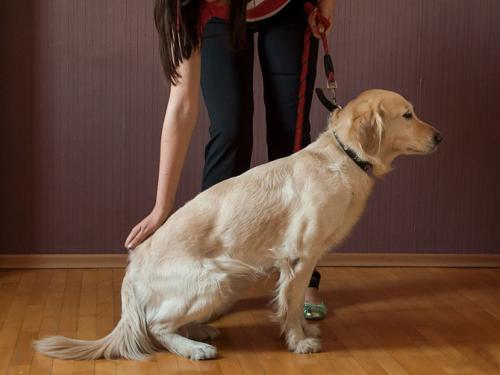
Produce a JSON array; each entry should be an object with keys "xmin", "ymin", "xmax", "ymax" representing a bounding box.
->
[{"xmin": 1, "ymin": 0, "xmax": 499, "ymax": 254}]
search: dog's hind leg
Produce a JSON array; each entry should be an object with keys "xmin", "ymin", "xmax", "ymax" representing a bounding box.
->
[
  {"xmin": 274, "ymin": 256, "xmax": 322, "ymax": 354},
  {"xmin": 151, "ymin": 324, "xmax": 218, "ymax": 360},
  {"xmin": 149, "ymin": 301, "xmax": 220, "ymax": 360},
  {"xmin": 147, "ymin": 266, "xmax": 230, "ymax": 359}
]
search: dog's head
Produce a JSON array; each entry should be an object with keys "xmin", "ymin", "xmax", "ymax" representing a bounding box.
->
[{"xmin": 330, "ymin": 89, "xmax": 442, "ymax": 176}]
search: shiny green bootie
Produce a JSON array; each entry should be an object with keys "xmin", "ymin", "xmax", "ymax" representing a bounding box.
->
[
  {"xmin": 304, "ymin": 270, "xmax": 327, "ymax": 320},
  {"xmin": 303, "ymin": 302, "xmax": 328, "ymax": 320}
]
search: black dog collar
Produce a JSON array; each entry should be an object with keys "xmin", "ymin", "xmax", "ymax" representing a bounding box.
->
[{"xmin": 333, "ymin": 130, "xmax": 373, "ymax": 173}]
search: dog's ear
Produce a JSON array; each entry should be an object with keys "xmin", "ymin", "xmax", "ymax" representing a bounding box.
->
[
  {"xmin": 349, "ymin": 103, "xmax": 392, "ymax": 177},
  {"xmin": 349, "ymin": 104, "xmax": 385, "ymax": 156}
]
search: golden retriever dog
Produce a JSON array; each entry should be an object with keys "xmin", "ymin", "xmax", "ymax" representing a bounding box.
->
[{"xmin": 34, "ymin": 89, "xmax": 442, "ymax": 360}]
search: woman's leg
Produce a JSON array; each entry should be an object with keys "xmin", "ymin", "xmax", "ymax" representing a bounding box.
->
[
  {"xmin": 257, "ymin": 0, "xmax": 318, "ymax": 160},
  {"xmin": 200, "ymin": 18, "xmax": 255, "ymax": 190},
  {"xmin": 257, "ymin": 1, "xmax": 326, "ymax": 319}
]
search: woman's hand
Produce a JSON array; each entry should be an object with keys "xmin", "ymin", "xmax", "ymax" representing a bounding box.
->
[
  {"xmin": 308, "ymin": 0, "xmax": 336, "ymax": 39},
  {"xmin": 124, "ymin": 206, "xmax": 171, "ymax": 249}
]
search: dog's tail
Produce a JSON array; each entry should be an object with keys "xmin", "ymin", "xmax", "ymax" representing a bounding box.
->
[{"xmin": 34, "ymin": 273, "xmax": 155, "ymax": 360}]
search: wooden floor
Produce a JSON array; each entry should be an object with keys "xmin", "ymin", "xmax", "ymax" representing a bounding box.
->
[{"xmin": 1, "ymin": 267, "xmax": 500, "ymax": 375}]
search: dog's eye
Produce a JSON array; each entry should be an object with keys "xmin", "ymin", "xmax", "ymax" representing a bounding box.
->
[{"xmin": 403, "ymin": 111, "xmax": 413, "ymax": 120}]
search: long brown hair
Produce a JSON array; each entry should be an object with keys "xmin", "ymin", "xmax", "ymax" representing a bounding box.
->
[{"xmin": 154, "ymin": 0, "xmax": 248, "ymax": 84}]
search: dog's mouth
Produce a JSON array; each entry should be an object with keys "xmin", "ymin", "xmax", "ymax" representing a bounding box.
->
[
  {"xmin": 406, "ymin": 147, "xmax": 426, "ymax": 154},
  {"xmin": 406, "ymin": 139, "xmax": 440, "ymax": 155}
]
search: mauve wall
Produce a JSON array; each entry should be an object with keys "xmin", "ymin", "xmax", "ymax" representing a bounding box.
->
[{"xmin": 1, "ymin": 0, "xmax": 499, "ymax": 255}]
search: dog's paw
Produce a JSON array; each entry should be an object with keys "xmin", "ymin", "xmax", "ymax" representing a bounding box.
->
[
  {"xmin": 291, "ymin": 338, "xmax": 322, "ymax": 354},
  {"xmin": 183, "ymin": 342, "xmax": 218, "ymax": 361},
  {"xmin": 303, "ymin": 323, "xmax": 321, "ymax": 338}
]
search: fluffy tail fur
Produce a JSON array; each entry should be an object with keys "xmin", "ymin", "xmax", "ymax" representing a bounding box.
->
[{"xmin": 34, "ymin": 274, "xmax": 155, "ymax": 360}]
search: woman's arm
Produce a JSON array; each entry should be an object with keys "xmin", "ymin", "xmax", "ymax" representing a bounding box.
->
[{"xmin": 125, "ymin": 50, "xmax": 201, "ymax": 249}]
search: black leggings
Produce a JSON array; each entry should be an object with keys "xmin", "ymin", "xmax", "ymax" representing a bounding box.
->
[
  {"xmin": 200, "ymin": 0, "xmax": 321, "ymax": 289},
  {"xmin": 200, "ymin": 0, "xmax": 318, "ymax": 188}
]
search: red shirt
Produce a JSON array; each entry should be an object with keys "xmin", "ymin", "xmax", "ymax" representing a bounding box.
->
[{"xmin": 200, "ymin": 0, "xmax": 291, "ymax": 32}]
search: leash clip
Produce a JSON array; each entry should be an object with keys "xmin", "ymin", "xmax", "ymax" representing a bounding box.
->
[
  {"xmin": 326, "ymin": 79, "xmax": 338, "ymax": 106},
  {"xmin": 323, "ymin": 51, "xmax": 337, "ymax": 106}
]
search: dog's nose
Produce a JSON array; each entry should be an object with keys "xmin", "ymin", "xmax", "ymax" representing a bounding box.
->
[{"xmin": 433, "ymin": 133, "xmax": 443, "ymax": 144}]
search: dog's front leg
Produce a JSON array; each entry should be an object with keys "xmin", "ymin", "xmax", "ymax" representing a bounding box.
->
[{"xmin": 275, "ymin": 257, "xmax": 322, "ymax": 354}]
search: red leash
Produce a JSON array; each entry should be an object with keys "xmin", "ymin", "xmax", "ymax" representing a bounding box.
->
[{"xmin": 294, "ymin": 2, "xmax": 336, "ymax": 152}]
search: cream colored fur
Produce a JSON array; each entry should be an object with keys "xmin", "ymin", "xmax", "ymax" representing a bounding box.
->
[{"xmin": 34, "ymin": 90, "xmax": 440, "ymax": 360}]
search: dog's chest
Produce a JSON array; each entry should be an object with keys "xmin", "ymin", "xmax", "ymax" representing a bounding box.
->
[{"xmin": 318, "ymin": 166, "xmax": 374, "ymax": 245}]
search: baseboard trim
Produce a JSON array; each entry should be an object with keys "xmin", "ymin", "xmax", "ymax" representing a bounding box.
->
[
  {"xmin": 0, "ymin": 253, "xmax": 499, "ymax": 269},
  {"xmin": 0, "ymin": 254, "xmax": 128, "ymax": 269},
  {"xmin": 320, "ymin": 253, "xmax": 500, "ymax": 267}
]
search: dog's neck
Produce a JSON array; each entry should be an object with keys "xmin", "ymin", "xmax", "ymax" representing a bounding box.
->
[
  {"xmin": 332, "ymin": 130, "xmax": 372, "ymax": 173},
  {"xmin": 305, "ymin": 131, "xmax": 371, "ymax": 177},
  {"xmin": 309, "ymin": 126, "xmax": 393, "ymax": 178}
]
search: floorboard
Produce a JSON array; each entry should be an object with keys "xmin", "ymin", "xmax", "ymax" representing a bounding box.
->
[{"xmin": 1, "ymin": 267, "xmax": 499, "ymax": 374}]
